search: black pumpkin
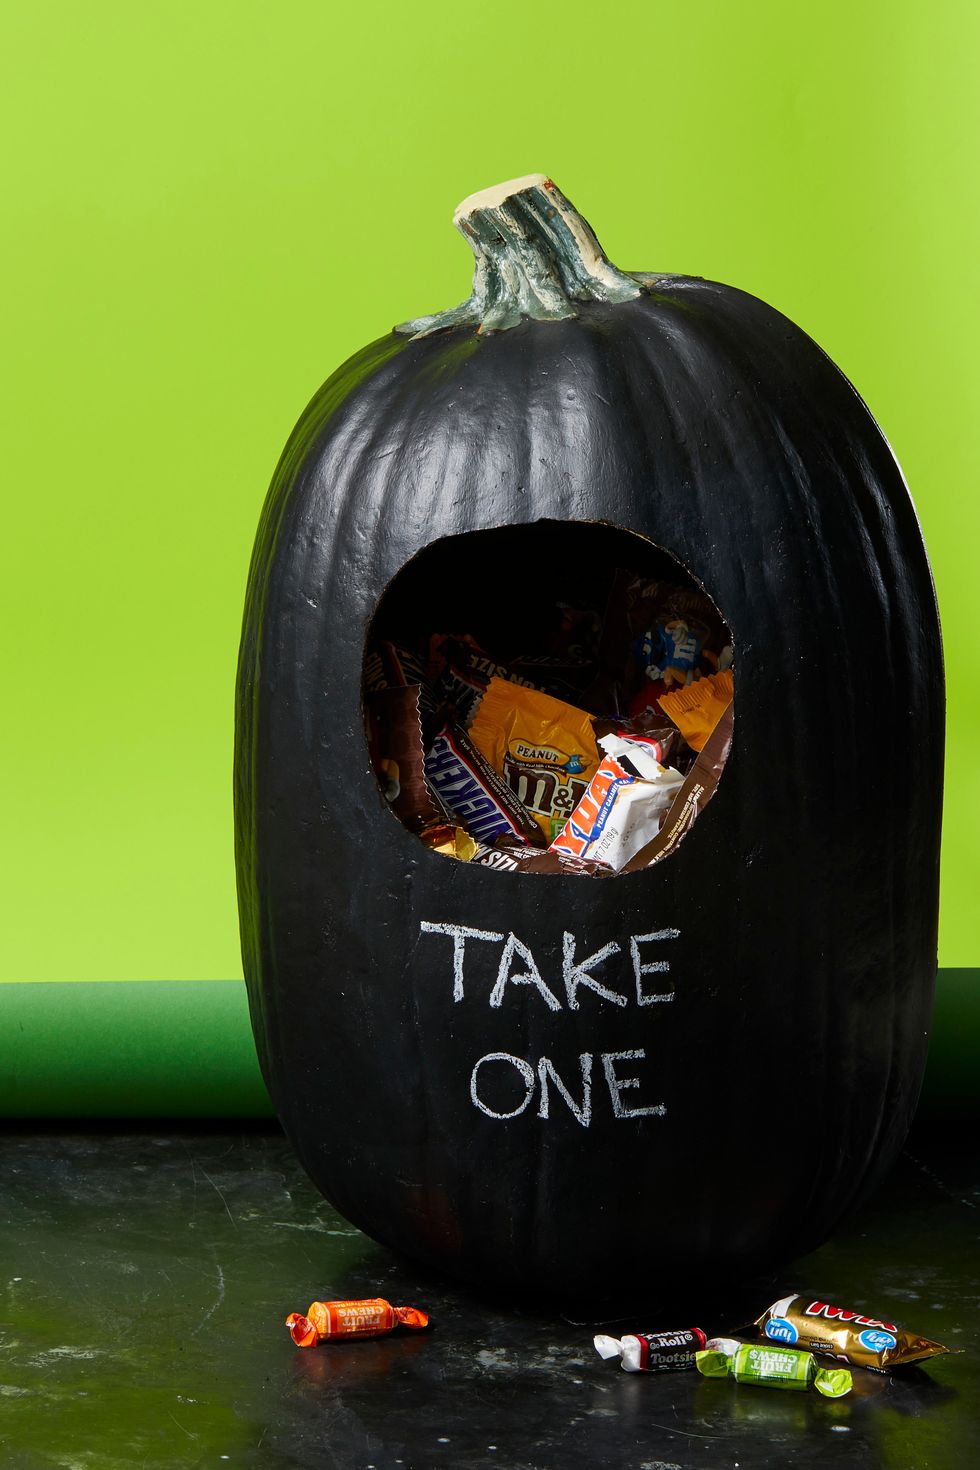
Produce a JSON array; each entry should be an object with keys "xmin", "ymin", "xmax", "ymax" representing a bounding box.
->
[{"xmin": 235, "ymin": 175, "xmax": 943, "ymax": 1300}]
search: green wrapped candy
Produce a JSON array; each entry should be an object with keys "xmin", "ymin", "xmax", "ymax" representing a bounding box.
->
[{"xmin": 696, "ymin": 1338, "xmax": 851, "ymax": 1398}]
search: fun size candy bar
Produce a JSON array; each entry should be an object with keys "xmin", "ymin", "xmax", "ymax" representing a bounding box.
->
[
  {"xmin": 470, "ymin": 840, "xmax": 609, "ymax": 877},
  {"xmin": 590, "ymin": 721, "xmax": 679, "ymax": 765},
  {"xmin": 550, "ymin": 745, "xmax": 683, "ymax": 872},
  {"xmin": 696, "ymin": 1338, "xmax": 851, "ymax": 1398},
  {"xmin": 363, "ymin": 640, "xmax": 430, "ymax": 695},
  {"xmin": 285, "ymin": 1297, "xmax": 429, "ymax": 1347},
  {"xmin": 754, "ymin": 1294, "xmax": 949, "ymax": 1371},
  {"xmin": 468, "ymin": 679, "xmax": 601, "ymax": 842},
  {"xmin": 594, "ymin": 1327, "xmax": 707, "ymax": 1372},
  {"xmin": 366, "ymin": 686, "xmax": 449, "ymax": 833},
  {"xmin": 659, "ymin": 669, "xmax": 734, "ymax": 752},
  {"xmin": 424, "ymin": 725, "xmax": 541, "ymax": 847}
]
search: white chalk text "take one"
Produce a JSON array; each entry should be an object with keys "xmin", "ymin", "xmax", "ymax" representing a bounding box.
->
[{"xmin": 418, "ymin": 923, "xmax": 680, "ymax": 1125}]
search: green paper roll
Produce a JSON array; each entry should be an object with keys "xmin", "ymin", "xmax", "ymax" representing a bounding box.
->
[
  {"xmin": 0, "ymin": 972, "xmax": 974, "ymax": 1119},
  {"xmin": 0, "ymin": 982, "xmax": 273, "ymax": 1118}
]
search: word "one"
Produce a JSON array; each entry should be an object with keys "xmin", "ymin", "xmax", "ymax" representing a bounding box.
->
[{"xmin": 470, "ymin": 1049, "xmax": 664, "ymax": 1126}]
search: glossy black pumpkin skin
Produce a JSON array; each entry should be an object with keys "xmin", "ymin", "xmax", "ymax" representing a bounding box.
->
[{"xmin": 235, "ymin": 280, "xmax": 943, "ymax": 1300}]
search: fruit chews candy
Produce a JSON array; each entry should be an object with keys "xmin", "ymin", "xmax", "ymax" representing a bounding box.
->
[
  {"xmin": 755, "ymin": 1294, "xmax": 949, "ymax": 1371},
  {"xmin": 696, "ymin": 1338, "xmax": 851, "ymax": 1398},
  {"xmin": 594, "ymin": 1327, "xmax": 707, "ymax": 1372},
  {"xmin": 285, "ymin": 1297, "xmax": 429, "ymax": 1347},
  {"xmin": 468, "ymin": 679, "xmax": 600, "ymax": 843}
]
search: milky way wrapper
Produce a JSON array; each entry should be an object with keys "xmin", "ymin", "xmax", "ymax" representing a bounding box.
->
[
  {"xmin": 755, "ymin": 1295, "xmax": 950, "ymax": 1371},
  {"xmin": 468, "ymin": 679, "xmax": 600, "ymax": 843},
  {"xmin": 697, "ymin": 1338, "xmax": 851, "ymax": 1397},
  {"xmin": 620, "ymin": 705, "xmax": 733, "ymax": 872}
]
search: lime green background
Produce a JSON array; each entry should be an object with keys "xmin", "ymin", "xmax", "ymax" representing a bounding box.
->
[{"xmin": 1, "ymin": 0, "xmax": 977, "ymax": 995}]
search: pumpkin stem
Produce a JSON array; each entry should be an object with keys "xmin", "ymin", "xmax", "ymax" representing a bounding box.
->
[{"xmin": 396, "ymin": 174, "xmax": 640, "ymax": 339}]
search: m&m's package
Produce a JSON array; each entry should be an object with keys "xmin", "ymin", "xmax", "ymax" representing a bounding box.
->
[{"xmin": 468, "ymin": 680, "xmax": 601, "ymax": 844}]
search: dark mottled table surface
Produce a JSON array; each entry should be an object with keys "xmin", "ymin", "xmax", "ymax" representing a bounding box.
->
[{"xmin": 0, "ymin": 1119, "xmax": 975, "ymax": 1469}]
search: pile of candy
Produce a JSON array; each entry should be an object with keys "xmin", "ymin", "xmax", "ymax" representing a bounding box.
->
[
  {"xmin": 365, "ymin": 568, "xmax": 735, "ymax": 875},
  {"xmin": 593, "ymin": 1292, "xmax": 951, "ymax": 1398},
  {"xmin": 283, "ymin": 1290, "xmax": 951, "ymax": 1404}
]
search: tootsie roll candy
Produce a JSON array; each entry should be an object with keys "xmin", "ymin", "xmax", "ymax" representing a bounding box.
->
[{"xmin": 594, "ymin": 1327, "xmax": 706, "ymax": 1372}]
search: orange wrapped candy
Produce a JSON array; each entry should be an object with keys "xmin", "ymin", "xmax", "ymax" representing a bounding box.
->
[
  {"xmin": 658, "ymin": 669, "xmax": 734, "ymax": 752},
  {"xmin": 285, "ymin": 1296, "xmax": 429, "ymax": 1347}
]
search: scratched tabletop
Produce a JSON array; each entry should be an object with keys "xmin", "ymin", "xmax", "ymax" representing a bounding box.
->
[{"xmin": 0, "ymin": 1120, "xmax": 975, "ymax": 1469}]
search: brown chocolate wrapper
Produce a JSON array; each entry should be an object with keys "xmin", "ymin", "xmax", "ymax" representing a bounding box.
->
[
  {"xmin": 363, "ymin": 641, "xmax": 430, "ymax": 695},
  {"xmin": 440, "ymin": 642, "xmax": 597, "ymax": 716},
  {"xmin": 620, "ymin": 704, "xmax": 733, "ymax": 872},
  {"xmin": 365, "ymin": 686, "xmax": 450, "ymax": 833},
  {"xmin": 754, "ymin": 1295, "xmax": 950, "ymax": 1372},
  {"xmin": 471, "ymin": 840, "xmax": 611, "ymax": 878}
]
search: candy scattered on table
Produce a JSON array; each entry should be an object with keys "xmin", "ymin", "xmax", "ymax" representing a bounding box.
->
[
  {"xmin": 594, "ymin": 1327, "xmax": 707, "ymax": 1373},
  {"xmin": 753, "ymin": 1293, "xmax": 949, "ymax": 1371},
  {"xmin": 696, "ymin": 1338, "xmax": 852, "ymax": 1398}
]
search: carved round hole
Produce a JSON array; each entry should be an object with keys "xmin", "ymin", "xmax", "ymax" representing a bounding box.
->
[{"xmin": 363, "ymin": 520, "xmax": 733, "ymax": 875}]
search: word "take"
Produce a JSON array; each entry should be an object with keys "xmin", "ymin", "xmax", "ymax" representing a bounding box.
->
[{"xmin": 418, "ymin": 922, "xmax": 680, "ymax": 1011}]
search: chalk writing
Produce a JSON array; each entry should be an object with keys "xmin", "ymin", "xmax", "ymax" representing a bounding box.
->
[
  {"xmin": 419, "ymin": 923, "xmax": 678, "ymax": 1009},
  {"xmin": 469, "ymin": 1049, "xmax": 663, "ymax": 1125},
  {"xmin": 418, "ymin": 922, "xmax": 504, "ymax": 1002},
  {"xmin": 420, "ymin": 922, "xmax": 678, "ymax": 1125}
]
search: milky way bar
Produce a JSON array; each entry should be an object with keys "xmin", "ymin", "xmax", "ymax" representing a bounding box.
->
[
  {"xmin": 594, "ymin": 1327, "xmax": 707, "ymax": 1372},
  {"xmin": 424, "ymin": 726, "xmax": 541, "ymax": 847},
  {"xmin": 755, "ymin": 1294, "xmax": 949, "ymax": 1371}
]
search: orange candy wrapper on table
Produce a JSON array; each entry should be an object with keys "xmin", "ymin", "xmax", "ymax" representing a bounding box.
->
[
  {"xmin": 468, "ymin": 678, "xmax": 600, "ymax": 844},
  {"xmin": 285, "ymin": 1297, "xmax": 429, "ymax": 1348}
]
